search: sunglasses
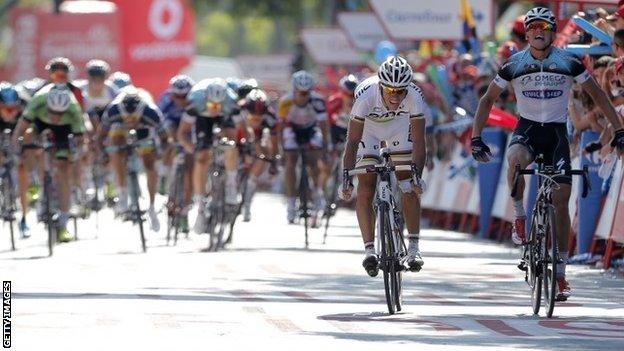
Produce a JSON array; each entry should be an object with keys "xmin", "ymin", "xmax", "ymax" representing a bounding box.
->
[
  {"xmin": 526, "ymin": 21, "xmax": 554, "ymax": 32},
  {"xmin": 51, "ymin": 71, "xmax": 68, "ymax": 82},
  {"xmin": 47, "ymin": 108, "xmax": 64, "ymax": 116},
  {"xmin": 295, "ymin": 90, "xmax": 310, "ymax": 97},
  {"xmin": 1, "ymin": 106, "xmax": 18, "ymax": 115},
  {"xmin": 382, "ymin": 85, "xmax": 406, "ymax": 95},
  {"xmin": 173, "ymin": 93, "xmax": 187, "ymax": 100}
]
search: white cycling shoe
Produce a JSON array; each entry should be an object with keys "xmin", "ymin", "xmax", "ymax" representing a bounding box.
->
[
  {"xmin": 148, "ymin": 207, "xmax": 160, "ymax": 232},
  {"xmin": 406, "ymin": 243, "xmax": 424, "ymax": 271}
]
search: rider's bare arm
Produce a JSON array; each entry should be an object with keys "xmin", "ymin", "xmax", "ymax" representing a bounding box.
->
[
  {"xmin": 410, "ymin": 116, "xmax": 426, "ymax": 178},
  {"xmin": 581, "ymin": 77, "xmax": 624, "ymax": 131},
  {"xmin": 472, "ymin": 80, "xmax": 505, "ymax": 137},
  {"xmin": 342, "ymin": 118, "xmax": 364, "ymax": 171}
]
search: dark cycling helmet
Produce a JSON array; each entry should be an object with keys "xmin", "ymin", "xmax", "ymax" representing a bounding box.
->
[
  {"xmin": 0, "ymin": 82, "xmax": 20, "ymax": 106},
  {"xmin": 120, "ymin": 90, "xmax": 146, "ymax": 117},
  {"xmin": 524, "ymin": 7, "xmax": 556, "ymax": 30},
  {"xmin": 109, "ymin": 71, "xmax": 132, "ymax": 89},
  {"xmin": 169, "ymin": 74, "xmax": 195, "ymax": 95},
  {"xmin": 85, "ymin": 59, "xmax": 110, "ymax": 78},
  {"xmin": 238, "ymin": 78, "xmax": 258, "ymax": 99},
  {"xmin": 243, "ymin": 89, "xmax": 269, "ymax": 115},
  {"xmin": 339, "ymin": 74, "xmax": 359, "ymax": 93},
  {"xmin": 45, "ymin": 57, "xmax": 74, "ymax": 72}
]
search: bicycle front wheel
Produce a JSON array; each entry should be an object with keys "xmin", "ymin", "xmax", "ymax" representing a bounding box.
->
[
  {"xmin": 129, "ymin": 173, "xmax": 146, "ymax": 253},
  {"xmin": 44, "ymin": 176, "xmax": 54, "ymax": 257},
  {"xmin": 378, "ymin": 203, "xmax": 396, "ymax": 315},
  {"xmin": 528, "ymin": 215, "xmax": 542, "ymax": 315},
  {"xmin": 543, "ymin": 205, "xmax": 558, "ymax": 318}
]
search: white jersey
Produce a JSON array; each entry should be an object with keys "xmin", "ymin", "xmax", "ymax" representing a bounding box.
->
[
  {"xmin": 76, "ymin": 80, "xmax": 119, "ymax": 112},
  {"xmin": 351, "ymin": 76, "xmax": 430, "ymax": 167},
  {"xmin": 351, "ymin": 76, "xmax": 427, "ymax": 123}
]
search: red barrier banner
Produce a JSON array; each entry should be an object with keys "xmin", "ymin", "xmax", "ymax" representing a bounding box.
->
[
  {"xmin": 609, "ymin": 165, "xmax": 624, "ymax": 244},
  {"xmin": 7, "ymin": 6, "xmax": 121, "ymax": 82}
]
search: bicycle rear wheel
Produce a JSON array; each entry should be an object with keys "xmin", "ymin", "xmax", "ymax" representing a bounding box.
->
[
  {"xmin": 300, "ymin": 160, "xmax": 309, "ymax": 249},
  {"xmin": 392, "ymin": 218, "xmax": 405, "ymax": 312},
  {"xmin": 543, "ymin": 205, "xmax": 558, "ymax": 318}
]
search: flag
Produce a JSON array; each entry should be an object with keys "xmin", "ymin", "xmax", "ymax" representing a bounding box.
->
[{"xmin": 459, "ymin": 0, "xmax": 478, "ymax": 52}]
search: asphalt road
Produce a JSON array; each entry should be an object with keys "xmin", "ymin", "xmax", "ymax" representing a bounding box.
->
[{"xmin": 0, "ymin": 193, "xmax": 622, "ymax": 351}]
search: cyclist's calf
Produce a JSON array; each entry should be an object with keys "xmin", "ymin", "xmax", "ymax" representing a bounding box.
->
[{"xmin": 507, "ymin": 144, "xmax": 532, "ymax": 200}]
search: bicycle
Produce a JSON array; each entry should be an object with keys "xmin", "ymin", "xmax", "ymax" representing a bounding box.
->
[
  {"xmin": 166, "ymin": 147, "xmax": 191, "ymax": 246},
  {"xmin": 225, "ymin": 140, "xmax": 280, "ymax": 246},
  {"xmin": 0, "ymin": 129, "xmax": 17, "ymax": 251},
  {"xmin": 108, "ymin": 129, "xmax": 149, "ymax": 253},
  {"xmin": 322, "ymin": 142, "xmax": 344, "ymax": 244},
  {"xmin": 513, "ymin": 154, "xmax": 589, "ymax": 318},
  {"xmin": 35, "ymin": 131, "xmax": 61, "ymax": 256},
  {"xmin": 295, "ymin": 143, "xmax": 315, "ymax": 248},
  {"xmin": 345, "ymin": 147, "xmax": 421, "ymax": 315},
  {"xmin": 203, "ymin": 136, "xmax": 236, "ymax": 252}
]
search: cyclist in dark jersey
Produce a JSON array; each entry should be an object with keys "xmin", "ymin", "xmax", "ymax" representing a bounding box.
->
[{"xmin": 471, "ymin": 7, "xmax": 624, "ymax": 301}]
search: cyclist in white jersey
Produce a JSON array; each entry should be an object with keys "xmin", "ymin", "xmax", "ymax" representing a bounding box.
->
[
  {"xmin": 471, "ymin": 7, "xmax": 624, "ymax": 301},
  {"xmin": 79, "ymin": 60, "xmax": 119, "ymax": 117},
  {"xmin": 341, "ymin": 56, "xmax": 428, "ymax": 276}
]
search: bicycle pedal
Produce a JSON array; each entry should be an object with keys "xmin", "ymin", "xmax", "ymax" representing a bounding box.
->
[{"xmin": 517, "ymin": 261, "xmax": 527, "ymax": 271}]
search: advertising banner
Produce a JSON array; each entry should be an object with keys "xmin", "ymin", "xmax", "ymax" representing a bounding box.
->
[
  {"xmin": 7, "ymin": 6, "xmax": 121, "ymax": 82},
  {"xmin": 112, "ymin": 0, "xmax": 195, "ymax": 95},
  {"xmin": 609, "ymin": 167, "xmax": 624, "ymax": 244},
  {"xmin": 595, "ymin": 159, "xmax": 623, "ymax": 239},
  {"xmin": 236, "ymin": 54, "xmax": 293, "ymax": 88},
  {"xmin": 300, "ymin": 28, "xmax": 364, "ymax": 65},
  {"xmin": 369, "ymin": 0, "xmax": 493, "ymax": 40},
  {"xmin": 577, "ymin": 131, "xmax": 604, "ymax": 253},
  {"xmin": 478, "ymin": 127, "xmax": 506, "ymax": 238},
  {"xmin": 337, "ymin": 12, "xmax": 388, "ymax": 51}
]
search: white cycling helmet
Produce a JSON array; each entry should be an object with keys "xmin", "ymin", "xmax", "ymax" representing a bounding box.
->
[
  {"xmin": 46, "ymin": 86, "xmax": 72, "ymax": 112},
  {"xmin": 169, "ymin": 74, "xmax": 195, "ymax": 95},
  {"xmin": 378, "ymin": 56, "xmax": 412, "ymax": 88},
  {"xmin": 524, "ymin": 7, "xmax": 556, "ymax": 29},
  {"xmin": 292, "ymin": 70, "xmax": 314, "ymax": 92},
  {"xmin": 205, "ymin": 78, "xmax": 227, "ymax": 103}
]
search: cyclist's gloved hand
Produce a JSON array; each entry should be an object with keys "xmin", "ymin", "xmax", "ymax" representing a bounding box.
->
[
  {"xmin": 610, "ymin": 128, "xmax": 624, "ymax": 153},
  {"xmin": 471, "ymin": 136, "xmax": 492, "ymax": 162},
  {"xmin": 412, "ymin": 177, "xmax": 427, "ymax": 195},
  {"xmin": 584, "ymin": 141, "xmax": 603, "ymax": 154},
  {"xmin": 340, "ymin": 171, "xmax": 354, "ymax": 201}
]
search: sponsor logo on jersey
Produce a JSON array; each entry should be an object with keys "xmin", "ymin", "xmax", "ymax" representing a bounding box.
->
[
  {"xmin": 519, "ymin": 74, "xmax": 566, "ymax": 87},
  {"xmin": 522, "ymin": 90, "xmax": 563, "ymax": 99},
  {"xmin": 368, "ymin": 110, "xmax": 409, "ymax": 121}
]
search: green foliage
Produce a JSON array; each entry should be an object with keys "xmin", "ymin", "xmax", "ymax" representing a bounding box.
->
[{"xmin": 196, "ymin": 11, "xmax": 236, "ymax": 56}]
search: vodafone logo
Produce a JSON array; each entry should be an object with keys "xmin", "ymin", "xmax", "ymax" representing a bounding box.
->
[{"xmin": 148, "ymin": 0, "xmax": 183, "ymax": 40}]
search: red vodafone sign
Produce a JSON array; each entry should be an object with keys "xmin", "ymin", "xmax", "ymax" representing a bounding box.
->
[
  {"xmin": 4, "ymin": 0, "xmax": 194, "ymax": 96},
  {"xmin": 113, "ymin": 0, "xmax": 195, "ymax": 94}
]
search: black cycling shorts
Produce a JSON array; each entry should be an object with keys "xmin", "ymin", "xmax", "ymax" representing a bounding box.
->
[
  {"xmin": 195, "ymin": 115, "xmax": 235, "ymax": 151},
  {"xmin": 330, "ymin": 124, "xmax": 347, "ymax": 146},
  {"xmin": 509, "ymin": 117, "xmax": 572, "ymax": 184}
]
